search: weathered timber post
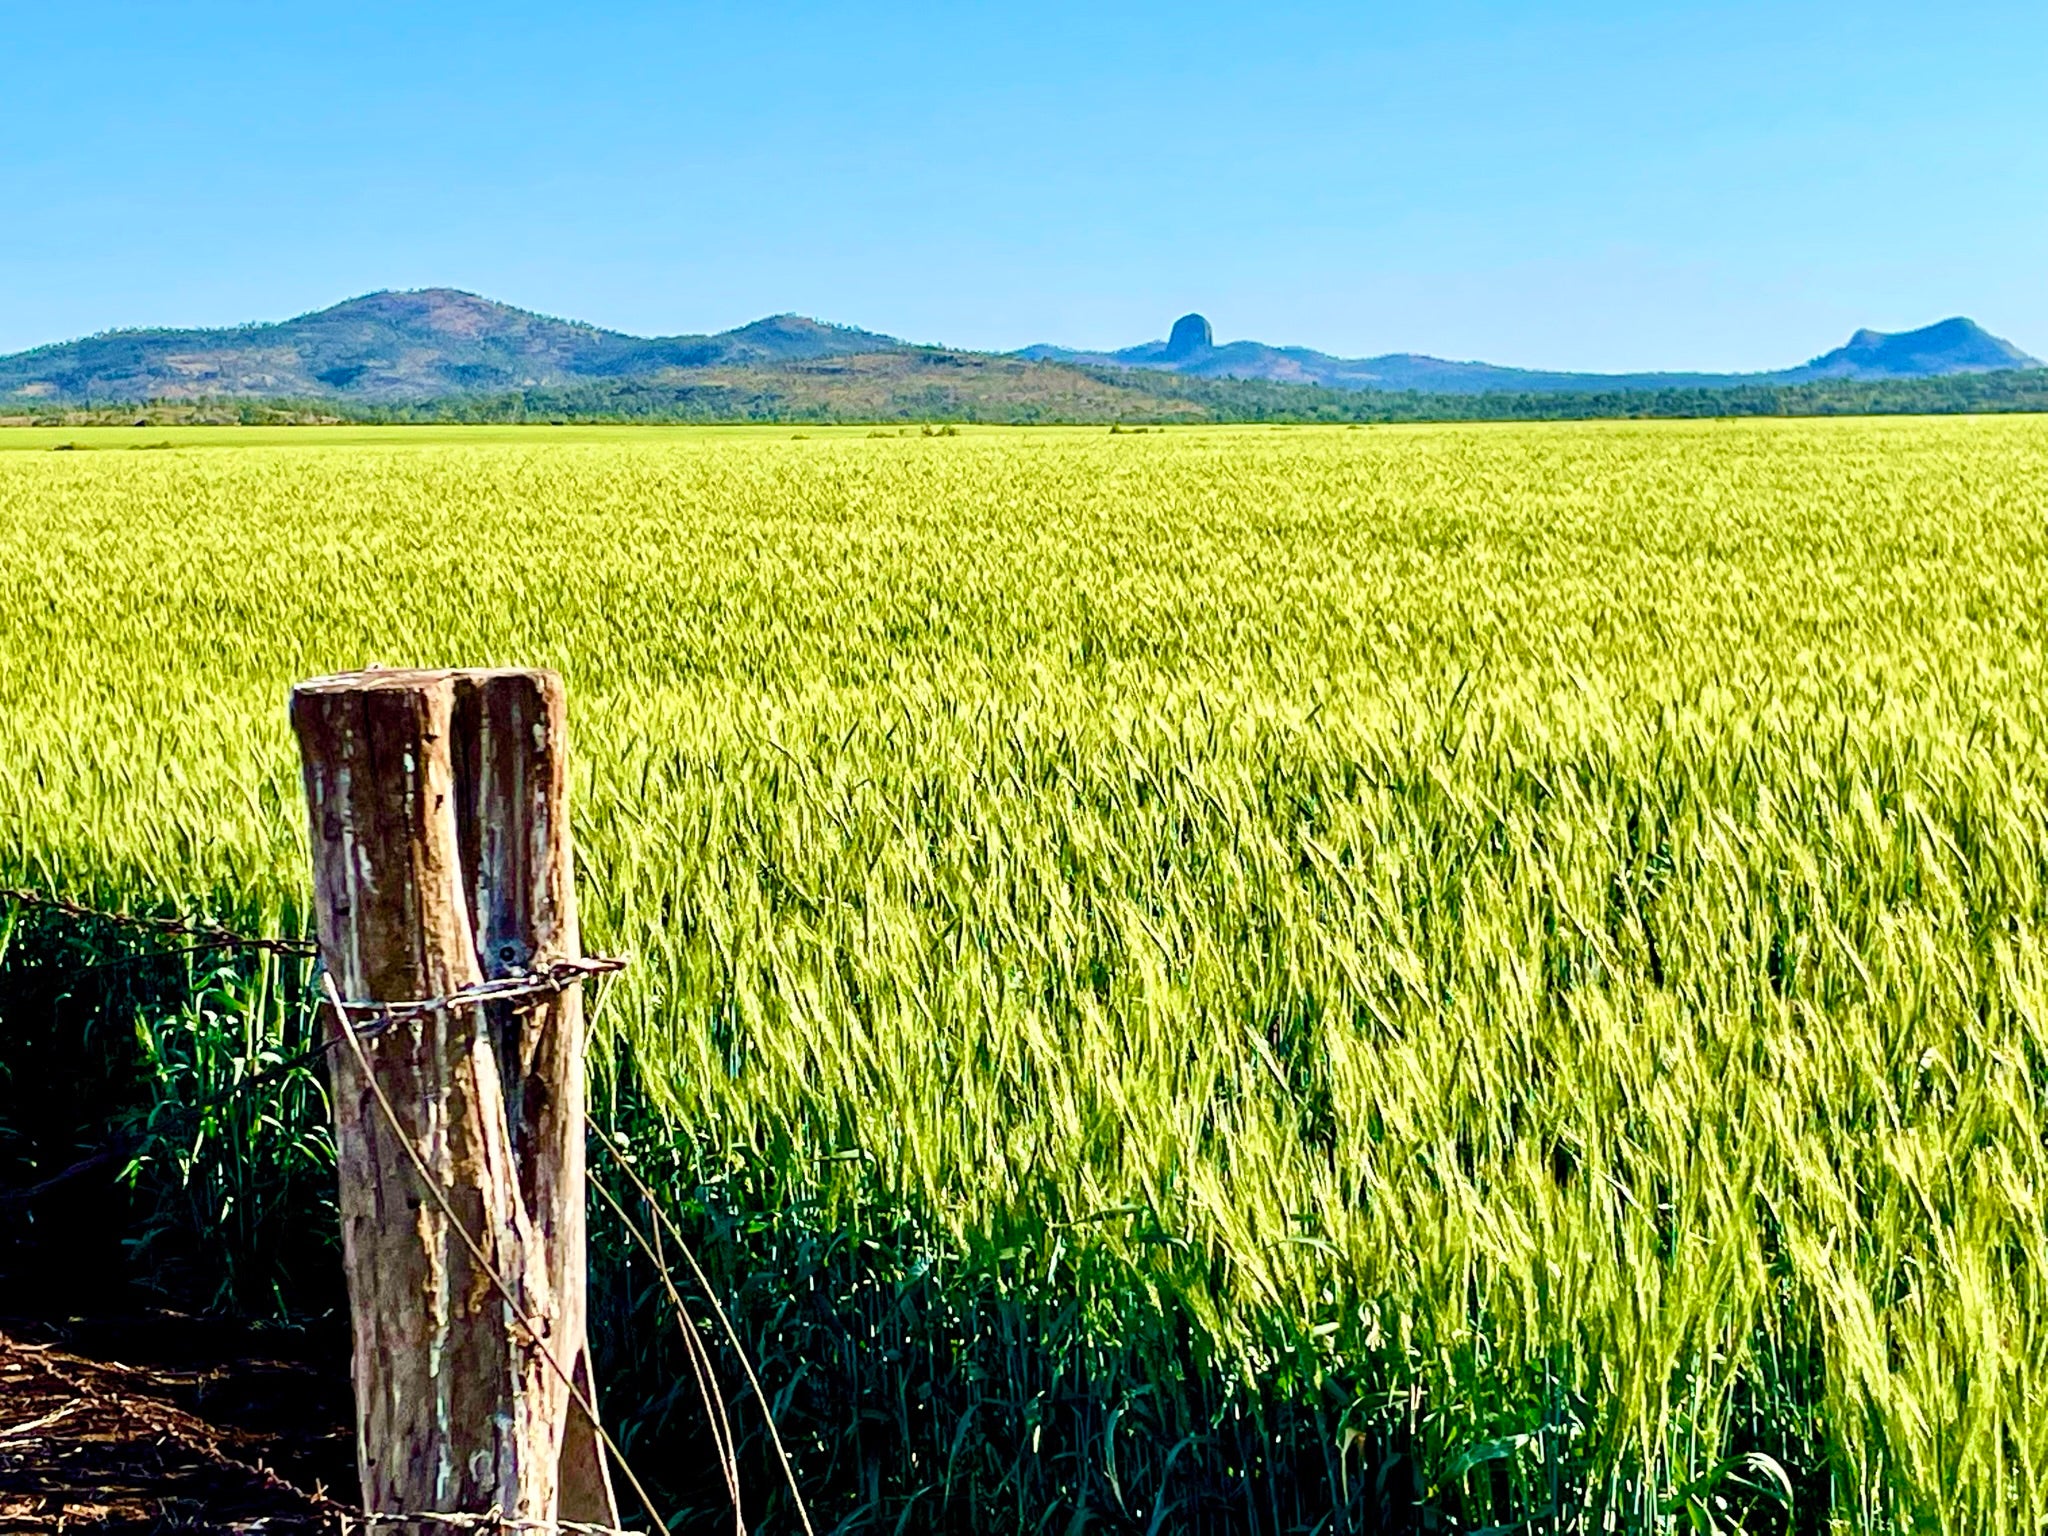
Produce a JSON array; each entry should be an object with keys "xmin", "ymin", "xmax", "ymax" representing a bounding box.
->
[{"xmin": 292, "ymin": 668, "xmax": 617, "ymax": 1530}]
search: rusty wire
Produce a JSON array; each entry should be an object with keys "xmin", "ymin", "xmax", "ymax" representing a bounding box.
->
[
  {"xmin": 0, "ymin": 885, "xmax": 318, "ymax": 958},
  {"xmin": 326, "ymin": 956, "xmax": 629, "ymax": 1033}
]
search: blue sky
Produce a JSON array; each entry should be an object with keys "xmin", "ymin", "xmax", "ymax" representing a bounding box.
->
[{"xmin": 2, "ymin": 1, "xmax": 2043, "ymax": 370}]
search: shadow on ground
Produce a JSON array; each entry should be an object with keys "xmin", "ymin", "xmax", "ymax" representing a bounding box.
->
[{"xmin": 0, "ymin": 1313, "xmax": 354, "ymax": 1534}]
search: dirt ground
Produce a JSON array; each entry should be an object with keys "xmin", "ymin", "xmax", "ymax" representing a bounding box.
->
[{"xmin": 0, "ymin": 1314, "xmax": 354, "ymax": 1534}]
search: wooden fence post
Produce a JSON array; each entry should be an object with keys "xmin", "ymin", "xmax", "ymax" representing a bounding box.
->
[{"xmin": 292, "ymin": 668, "xmax": 618, "ymax": 1530}]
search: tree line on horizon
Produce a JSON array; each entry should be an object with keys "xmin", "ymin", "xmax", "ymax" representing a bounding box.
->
[{"xmin": 9, "ymin": 364, "xmax": 2048, "ymax": 428}]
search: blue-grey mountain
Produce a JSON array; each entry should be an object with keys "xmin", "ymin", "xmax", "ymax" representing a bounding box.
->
[
  {"xmin": 1798, "ymin": 317, "xmax": 2039, "ymax": 379},
  {"xmin": 1020, "ymin": 314, "xmax": 2042, "ymax": 395},
  {"xmin": 0, "ymin": 291, "xmax": 2037, "ymax": 406}
]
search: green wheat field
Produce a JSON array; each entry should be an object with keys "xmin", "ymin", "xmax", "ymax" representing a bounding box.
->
[{"xmin": 4, "ymin": 418, "xmax": 2047, "ymax": 1532}]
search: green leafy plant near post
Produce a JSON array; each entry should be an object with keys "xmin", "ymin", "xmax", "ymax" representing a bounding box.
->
[
  {"xmin": 0, "ymin": 906, "xmax": 335, "ymax": 1316},
  {"xmin": 4, "ymin": 418, "xmax": 2048, "ymax": 1531},
  {"xmin": 122, "ymin": 946, "xmax": 335, "ymax": 1314}
]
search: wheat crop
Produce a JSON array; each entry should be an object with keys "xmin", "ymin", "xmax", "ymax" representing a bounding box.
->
[{"xmin": 4, "ymin": 418, "xmax": 2047, "ymax": 1531}]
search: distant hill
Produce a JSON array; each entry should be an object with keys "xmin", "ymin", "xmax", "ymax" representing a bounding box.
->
[
  {"xmin": 0, "ymin": 290, "xmax": 2040, "ymax": 412},
  {"xmin": 1792, "ymin": 317, "xmax": 2040, "ymax": 379},
  {"xmin": 0, "ymin": 289, "xmax": 901, "ymax": 404},
  {"xmin": 1021, "ymin": 312, "xmax": 2043, "ymax": 394}
]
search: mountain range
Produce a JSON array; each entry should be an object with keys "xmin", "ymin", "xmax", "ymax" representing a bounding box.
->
[
  {"xmin": 0, "ymin": 289, "xmax": 902, "ymax": 404},
  {"xmin": 1020, "ymin": 311, "xmax": 2042, "ymax": 393},
  {"xmin": 0, "ymin": 289, "xmax": 2038, "ymax": 407}
]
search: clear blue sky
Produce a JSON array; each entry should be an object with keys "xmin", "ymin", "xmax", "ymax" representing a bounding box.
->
[{"xmin": 3, "ymin": 1, "xmax": 2043, "ymax": 370}]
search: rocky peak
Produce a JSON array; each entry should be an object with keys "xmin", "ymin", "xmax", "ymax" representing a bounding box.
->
[{"xmin": 1162, "ymin": 313, "xmax": 1214, "ymax": 361}]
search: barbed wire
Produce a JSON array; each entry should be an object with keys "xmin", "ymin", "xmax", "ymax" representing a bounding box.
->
[
  {"xmin": 0, "ymin": 885, "xmax": 318, "ymax": 958},
  {"xmin": 16, "ymin": 1336, "xmax": 356, "ymax": 1524},
  {"xmin": 329, "ymin": 956, "xmax": 628, "ymax": 1031},
  {"xmin": 19, "ymin": 1331, "xmax": 652, "ymax": 1535},
  {"xmin": 585, "ymin": 1169, "xmax": 744, "ymax": 1527},
  {"xmin": 1, "ymin": 885, "xmax": 623, "ymax": 1021},
  {"xmin": 341, "ymin": 1514, "xmax": 640, "ymax": 1535},
  {"xmin": 0, "ymin": 886, "xmax": 626, "ymax": 1201}
]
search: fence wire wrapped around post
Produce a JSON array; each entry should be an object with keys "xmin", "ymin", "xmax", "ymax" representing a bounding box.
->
[{"xmin": 324, "ymin": 955, "xmax": 628, "ymax": 1033}]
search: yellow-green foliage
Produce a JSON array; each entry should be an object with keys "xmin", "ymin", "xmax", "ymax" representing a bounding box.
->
[{"xmin": 5, "ymin": 419, "xmax": 2048, "ymax": 1527}]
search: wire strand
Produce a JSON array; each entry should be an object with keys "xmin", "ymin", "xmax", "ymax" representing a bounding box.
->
[
  {"xmin": 589, "ymin": 1121, "xmax": 817, "ymax": 1536},
  {"xmin": 0, "ymin": 886, "xmax": 317, "ymax": 957},
  {"xmin": 587, "ymin": 1171, "xmax": 745, "ymax": 1530}
]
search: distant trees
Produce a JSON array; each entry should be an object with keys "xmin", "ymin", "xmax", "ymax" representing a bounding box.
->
[
  {"xmin": 1116, "ymin": 367, "xmax": 2048, "ymax": 424},
  {"xmin": 10, "ymin": 367, "xmax": 2048, "ymax": 429}
]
